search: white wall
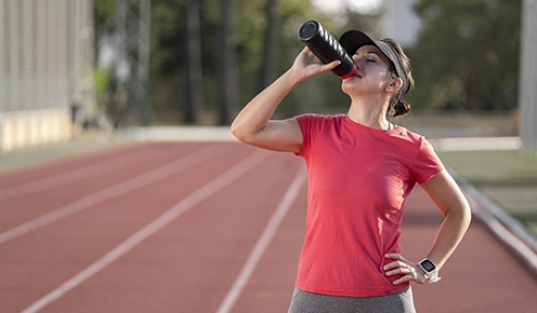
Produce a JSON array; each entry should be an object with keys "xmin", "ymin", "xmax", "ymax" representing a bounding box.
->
[{"xmin": 381, "ymin": 0, "xmax": 422, "ymax": 48}]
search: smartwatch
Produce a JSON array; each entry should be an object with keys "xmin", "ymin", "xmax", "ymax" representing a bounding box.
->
[{"xmin": 418, "ymin": 258, "xmax": 441, "ymax": 283}]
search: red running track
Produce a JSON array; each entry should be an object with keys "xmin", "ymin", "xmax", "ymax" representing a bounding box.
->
[{"xmin": 0, "ymin": 142, "xmax": 536, "ymax": 313}]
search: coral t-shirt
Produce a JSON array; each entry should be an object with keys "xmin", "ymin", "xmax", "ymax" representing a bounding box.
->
[{"xmin": 294, "ymin": 113, "xmax": 444, "ymax": 297}]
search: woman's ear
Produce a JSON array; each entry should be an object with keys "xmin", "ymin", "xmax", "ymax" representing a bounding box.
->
[{"xmin": 385, "ymin": 77, "xmax": 403, "ymax": 94}]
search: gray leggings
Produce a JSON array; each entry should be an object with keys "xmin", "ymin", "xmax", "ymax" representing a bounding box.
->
[{"xmin": 288, "ymin": 287, "xmax": 417, "ymax": 313}]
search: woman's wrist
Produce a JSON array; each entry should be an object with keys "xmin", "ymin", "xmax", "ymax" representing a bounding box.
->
[
  {"xmin": 418, "ymin": 258, "xmax": 441, "ymax": 284},
  {"xmin": 284, "ymin": 67, "xmax": 307, "ymax": 87}
]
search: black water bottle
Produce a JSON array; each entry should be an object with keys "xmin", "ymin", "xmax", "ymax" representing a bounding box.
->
[{"xmin": 298, "ymin": 20, "xmax": 356, "ymax": 79}]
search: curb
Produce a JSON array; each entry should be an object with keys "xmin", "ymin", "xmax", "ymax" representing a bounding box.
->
[
  {"xmin": 118, "ymin": 126, "xmax": 237, "ymax": 142},
  {"xmin": 429, "ymin": 137, "xmax": 521, "ymax": 151}
]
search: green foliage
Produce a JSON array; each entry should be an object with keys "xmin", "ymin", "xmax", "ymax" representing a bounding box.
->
[
  {"xmin": 408, "ymin": 0, "xmax": 521, "ymax": 112},
  {"xmin": 151, "ymin": 0, "xmax": 186, "ymax": 77},
  {"xmin": 236, "ymin": 0, "xmax": 266, "ymax": 78},
  {"xmin": 149, "ymin": 0, "xmax": 188, "ymax": 112},
  {"xmin": 93, "ymin": 68, "xmax": 111, "ymax": 95},
  {"xmin": 94, "ymin": 0, "xmax": 116, "ymax": 30}
]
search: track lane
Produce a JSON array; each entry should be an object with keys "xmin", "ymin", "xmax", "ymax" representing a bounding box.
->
[
  {"xmin": 0, "ymin": 143, "xmax": 256, "ymax": 312},
  {"xmin": 0, "ymin": 142, "xmax": 205, "ymax": 197},
  {"xmin": 216, "ymin": 166, "xmax": 306, "ymax": 313},
  {"xmin": 229, "ymin": 168, "xmax": 307, "ymax": 313},
  {"xmin": 0, "ymin": 144, "xmax": 168, "ymax": 201},
  {"xmin": 0, "ymin": 144, "xmax": 147, "ymax": 190},
  {"xmin": 0, "ymin": 143, "xmax": 217, "ymax": 234},
  {"xmin": 20, "ymin": 148, "xmax": 270, "ymax": 313},
  {"xmin": 0, "ymin": 144, "xmax": 224, "ymax": 245},
  {"xmin": 21, "ymin": 149, "xmax": 303, "ymax": 313}
]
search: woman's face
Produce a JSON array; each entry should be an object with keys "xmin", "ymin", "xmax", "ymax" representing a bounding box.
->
[{"xmin": 341, "ymin": 45, "xmax": 395, "ymax": 97}]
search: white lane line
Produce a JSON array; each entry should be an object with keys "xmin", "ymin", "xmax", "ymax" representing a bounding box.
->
[
  {"xmin": 216, "ymin": 166, "xmax": 306, "ymax": 313},
  {"xmin": 0, "ymin": 145, "xmax": 221, "ymax": 245},
  {"xmin": 0, "ymin": 146, "xmax": 159, "ymax": 202},
  {"xmin": 21, "ymin": 149, "xmax": 269, "ymax": 313}
]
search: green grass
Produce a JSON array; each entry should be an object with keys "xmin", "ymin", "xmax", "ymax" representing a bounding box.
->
[
  {"xmin": 439, "ymin": 150, "xmax": 537, "ymax": 186},
  {"xmin": 438, "ymin": 150, "xmax": 537, "ymax": 236}
]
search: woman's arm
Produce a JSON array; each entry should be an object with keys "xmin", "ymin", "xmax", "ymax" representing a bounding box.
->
[
  {"xmin": 417, "ymin": 169, "xmax": 472, "ymax": 269},
  {"xmin": 384, "ymin": 169, "xmax": 472, "ymax": 284},
  {"xmin": 231, "ymin": 47, "xmax": 340, "ymax": 152}
]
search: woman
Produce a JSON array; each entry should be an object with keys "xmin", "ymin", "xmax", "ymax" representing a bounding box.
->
[{"xmin": 231, "ymin": 28, "xmax": 472, "ymax": 313}]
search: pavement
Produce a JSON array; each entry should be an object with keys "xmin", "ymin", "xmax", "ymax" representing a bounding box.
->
[{"xmin": 1, "ymin": 126, "xmax": 536, "ymax": 275}]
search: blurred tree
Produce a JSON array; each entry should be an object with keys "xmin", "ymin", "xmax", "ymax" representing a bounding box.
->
[
  {"xmin": 259, "ymin": 0, "xmax": 279, "ymax": 91},
  {"xmin": 150, "ymin": 0, "xmax": 186, "ymax": 120},
  {"xmin": 218, "ymin": 0, "xmax": 239, "ymax": 125},
  {"xmin": 186, "ymin": 0, "xmax": 203, "ymax": 123},
  {"xmin": 409, "ymin": 0, "xmax": 521, "ymax": 112},
  {"xmin": 94, "ymin": 0, "xmax": 116, "ymax": 41}
]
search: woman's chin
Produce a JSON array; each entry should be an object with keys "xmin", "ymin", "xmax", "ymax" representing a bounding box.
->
[{"xmin": 341, "ymin": 79, "xmax": 358, "ymax": 94}]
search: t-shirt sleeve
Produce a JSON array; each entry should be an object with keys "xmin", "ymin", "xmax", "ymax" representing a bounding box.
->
[
  {"xmin": 411, "ymin": 138, "xmax": 445, "ymax": 184},
  {"xmin": 294, "ymin": 113, "xmax": 327, "ymax": 159}
]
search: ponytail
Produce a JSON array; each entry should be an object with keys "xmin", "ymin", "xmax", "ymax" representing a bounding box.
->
[{"xmin": 391, "ymin": 99, "xmax": 411, "ymax": 117}]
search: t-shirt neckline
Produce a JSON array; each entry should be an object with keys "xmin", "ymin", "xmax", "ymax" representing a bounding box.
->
[{"xmin": 342, "ymin": 114, "xmax": 403, "ymax": 135}]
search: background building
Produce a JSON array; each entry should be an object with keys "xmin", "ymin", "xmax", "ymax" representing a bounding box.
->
[
  {"xmin": 0, "ymin": 0, "xmax": 94, "ymax": 152},
  {"xmin": 380, "ymin": 0, "xmax": 421, "ymax": 48}
]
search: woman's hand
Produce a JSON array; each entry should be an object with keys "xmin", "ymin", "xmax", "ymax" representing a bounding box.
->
[
  {"xmin": 290, "ymin": 47, "xmax": 341, "ymax": 81},
  {"xmin": 383, "ymin": 253, "xmax": 431, "ymax": 285}
]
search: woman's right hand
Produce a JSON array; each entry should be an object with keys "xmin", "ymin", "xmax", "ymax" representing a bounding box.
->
[{"xmin": 290, "ymin": 47, "xmax": 341, "ymax": 81}]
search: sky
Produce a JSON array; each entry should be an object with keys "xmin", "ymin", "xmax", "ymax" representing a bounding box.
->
[{"xmin": 312, "ymin": 0, "xmax": 383, "ymax": 14}]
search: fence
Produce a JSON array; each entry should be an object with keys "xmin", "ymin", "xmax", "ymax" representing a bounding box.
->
[
  {"xmin": 519, "ymin": 0, "xmax": 537, "ymax": 156},
  {"xmin": 0, "ymin": 0, "xmax": 94, "ymax": 152}
]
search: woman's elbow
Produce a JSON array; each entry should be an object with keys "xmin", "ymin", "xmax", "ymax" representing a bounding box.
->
[
  {"xmin": 230, "ymin": 127, "xmax": 246, "ymax": 143},
  {"xmin": 230, "ymin": 121, "xmax": 255, "ymax": 144},
  {"xmin": 463, "ymin": 201, "xmax": 472, "ymax": 225},
  {"xmin": 230, "ymin": 121, "xmax": 241, "ymax": 140}
]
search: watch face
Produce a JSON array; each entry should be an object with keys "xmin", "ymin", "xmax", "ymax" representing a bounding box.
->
[{"xmin": 420, "ymin": 259, "xmax": 436, "ymax": 272}]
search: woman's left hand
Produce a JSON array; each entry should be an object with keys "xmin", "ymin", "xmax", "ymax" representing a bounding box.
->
[{"xmin": 383, "ymin": 253, "xmax": 430, "ymax": 285}]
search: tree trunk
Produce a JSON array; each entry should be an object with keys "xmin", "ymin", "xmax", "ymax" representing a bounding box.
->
[
  {"xmin": 185, "ymin": 0, "xmax": 202, "ymax": 123},
  {"xmin": 259, "ymin": 0, "xmax": 279, "ymax": 91},
  {"xmin": 218, "ymin": 0, "xmax": 239, "ymax": 125}
]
